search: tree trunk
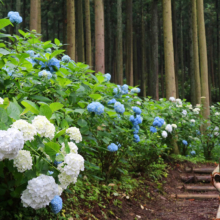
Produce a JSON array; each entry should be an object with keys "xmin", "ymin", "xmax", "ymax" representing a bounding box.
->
[
  {"xmin": 151, "ymin": 0, "xmax": 159, "ymax": 100},
  {"xmin": 126, "ymin": 0, "xmax": 133, "ymax": 86},
  {"xmin": 66, "ymin": 0, "xmax": 75, "ymax": 60},
  {"xmin": 85, "ymin": 0, "xmax": 92, "ymax": 67},
  {"xmin": 76, "ymin": 0, "xmax": 85, "ymax": 63},
  {"xmin": 16, "ymin": 0, "xmax": 21, "ymax": 34},
  {"xmin": 95, "ymin": 0, "xmax": 105, "ymax": 73},
  {"xmin": 180, "ymin": 0, "xmax": 184, "ymax": 99},
  {"xmin": 192, "ymin": 0, "xmax": 201, "ymax": 105},
  {"xmin": 22, "ymin": 0, "xmax": 26, "ymax": 30},
  {"xmin": 217, "ymin": 0, "xmax": 220, "ymax": 101},
  {"xmin": 37, "ymin": 0, "xmax": 41, "ymax": 34},
  {"xmin": 117, "ymin": 0, "xmax": 123, "ymax": 85},
  {"xmin": 162, "ymin": 0, "xmax": 176, "ymax": 99},
  {"xmin": 30, "ymin": 0, "xmax": 39, "ymax": 31},
  {"xmin": 197, "ymin": 0, "xmax": 210, "ymax": 119}
]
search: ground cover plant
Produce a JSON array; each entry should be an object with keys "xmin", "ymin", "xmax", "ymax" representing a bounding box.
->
[{"xmin": 1, "ymin": 12, "xmax": 220, "ymax": 219}]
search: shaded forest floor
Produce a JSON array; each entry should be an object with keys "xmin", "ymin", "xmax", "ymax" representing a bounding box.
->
[{"xmin": 79, "ymin": 161, "xmax": 218, "ymax": 220}]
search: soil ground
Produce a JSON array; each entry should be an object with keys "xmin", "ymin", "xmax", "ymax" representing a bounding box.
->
[{"xmin": 89, "ymin": 161, "xmax": 219, "ymax": 220}]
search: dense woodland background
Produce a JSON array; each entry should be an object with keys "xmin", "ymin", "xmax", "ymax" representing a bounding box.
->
[{"xmin": 0, "ymin": 0, "xmax": 219, "ymax": 105}]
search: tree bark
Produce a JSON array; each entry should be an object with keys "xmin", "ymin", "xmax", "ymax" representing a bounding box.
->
[
  {"xmin": 30, "ymin": 0, "xmax": 39, "ymax": 31},
  {"xmin": 151, "ymin": 0, "xmax": 159, "ymax": 100},
  {"xmin": 95, "ymin": 0, "xmax": 105, "ymax": 73},
  {"xmin": 22, "ymin": 0, "xmax": 26, "ymax": 30},
  {"xmin": 16, "ymin": 0, "xmax": 21, "ymax": 34},
  {"xmin": 117, "ymin": 0, "xmax": 123, "ymax": 85},
  {"xmin": 126, "ymin": 0, "xmax": 133, "ymax": 86},
  {"xmin": 85, "ymin": 0, "xmax": 92, "ymax": 67},
  {"xmin": 76, "ymin": 0, "xmax": 85, "ymax": 62},
  {"xmin": 162, "ymin": 0, "xmax": 176, "ymax": 99},
  {"xmin": 37, "ymin": 0, "xmax": 41, "ymax": 34},
  {"xmin": 66, "ymin": 0, "xmax": 75, "ymax": 60},
  {"xmin": 197, "ymin": 0, "xmax": 210, "ymax": 119}
]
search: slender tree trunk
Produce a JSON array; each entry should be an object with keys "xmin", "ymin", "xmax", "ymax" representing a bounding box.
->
[
  {"xmin": 134, "ymin": 33, "xmax": 138, "ymax": 86},
  {"xmin": 16, "ymin": 0, "xmax": 21, "ymax": 34},
  {"xmin": 126, "ymin": 0, "xmax": 133, "ymax": 86},
  {"xmin": 141, "ymin": 5, "xmax": 146, "ymax": 97},
  {"xmin": 172, "ymin": 1, "xmax": 179, "ymax": 98},
  {"xmin": 95, "ymin": 0, "xmax": 105, "ymax": 73},
  {"xmin": 117, "ymin": 0, "xmax": 123, "ymax": 85},
  {"xmin": 37, "ymin": 0, "xmax": 41, "ymax": 34},
  {"xmin": 76, "ymin": 0, "xmax": 85, "ymax": 62},
  {"xmin": 85, "ymin": 0, "xmax": 92, "ymax": 67},
  {"xmin": 192, "ymin": 0, "xmax": 201, "ymax": 104},
  {"xmin": 30, "ymin": 0, "xmax": 39, "ymax": 31},
  {"xmin": 22, "ymin": 0, "xmax": 26, "ymax": 30},
  {"xmin": 67, "ymin": 0, "xmax": 75, "ymax": 60},
  {"xmin": 162, "ymin": 0, "xmax": 176, "ymax": 99},
  {"xmin": 197, "ymin": 0, "xmax": 210, "ymax": 119},
  {"xmin": 152, "ymin": 0, "xmax": 159, "ymax": 100},
  {"xmin": 217, "ymin": 0, "xmax": 220, "ymax": 101}
]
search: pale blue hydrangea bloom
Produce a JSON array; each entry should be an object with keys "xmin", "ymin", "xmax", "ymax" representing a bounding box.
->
[
  {"xmin": 129, "ymin": 115, "xmax": 142, "ymax": 126},
  {"xmin": 182, "ymin": 140, "xmax": 188, "ymax": 145},
  {"xmin": 132, "ymin": 106, "xmax": 142, "ymax": 115},
  {"xmin": 87, "ymin": 102, "xmax": 104, "ymax": 115},
  {"xmin": 133, "ymin": 134, "xmax": 140, "ymax": 143},
  {"xmin": 114, "ymin": 102, "xmax": 125, "ymax": 114},
  {"xmin": 26, "ymin": 50, "xmax": 35, "ymax": 57},
  {"xmin": 38, "ymin": 70, "xmax": 52, "ymax": 79},
  {"xmin": 26, "ymin": 58, "xmax": 36, "ymax": 66},
  {"xmin": 108, "ymin": 99, "xmax": 116, "ymax": 105},
  {"xmin": 132, "ymin": 125, "xmax": 140, "ymax": 134},
  {"xmin": 2, "ymin": 66, "xmax": 13, "ymax": 76},
  {"xmin": 62, "ymin": 55, "xmax": 71, "ymax": 63},
  {"xmin": 150, "ymin": 126, "xmax": 157, "ymax": 133},
  {"xmin": 50, "ymin": 195, "xmax": 63, "ymax": 214},
  {"xmin": 190, "ymin": 150, "xmax": 196, "ymax": 156},
  {"xmin": 104, "ymin": 73, "xmax": 111, "ymax": 82},
  {"xmin": 7, "ymin": 11, "xmax": 22, "ymax": 24},
  {"xmin": 131, "ymin": 88, "xmax": 141, "ymax": 94},
  {"xmin": 152, "ymin": 117, "xmax": 164, "ymax": 128},
  {"xmin": 107, "ymin": 143, "xmax": 118, "ymax": 152},
  {"xmin": 45, "ymin": 48, "xmax": 52, "ymax": 53}
]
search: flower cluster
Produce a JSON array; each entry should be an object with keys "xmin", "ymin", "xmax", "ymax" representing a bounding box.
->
[
  {"xmin": 150, "ymin": 126, "xmax": 157, "ymax": 133},
  {"xmin": 114, "ymin": 102, "xmax": 125, "ymax": 114},
  {"xmin": 193, "ymin": 108, "xmax": 200, "ymax": 114},
  {"xmin": 87, "ymin": 102, "xmax": 104, "ymax": 115},
  {"xmin": 182, "ymin": 110, "xmax": 187, "ymax": 116},
  {"xmin": 107, "ymin": 143, "xmax": 120, "ymax": 152},
  {"xmin": 131, "ymin": 88, "xmax": 141, "ymax": 94},
  {"xmin": 162, "ymin": 131, "xmax": 168, "ymax": 138},
  {"xmin": 0, "ymin": 128, "xmax": 24, "ymax": 161},
  {"xmin": 61, "ymin": 142, "xmax": 78, "ymax": 155},
  {"xmin": 50, "ymin": 195, "xmax": 63, "ymax": 214},
  {"xmin": 32, "ymin": 116, "xmax": 55, "ymax": 140},
  {"xmin": 66, "ymin": 127, "xmax": 82, "ymax": 143},
  {"xmin": 21, "ymin": 175, "xmax": 59, "ymax": 209},
  {"xmin": 13, "ymin": 150, "xmax": 33, "ymax": 172},
  {"xmin": 132, "ymin": 106, "xmax": 141, "ymax": 115},
  {"xmin": 0, "ymin": 97, "xmax": 4, "ymax": 105},
  {"xmin": 11, "ymin": 119, "xmax": 37, "ymax": 142},
  {"xmin": 40, "ymin": 58, "xmax": 60, "ymax": 73},
  {"xmin": 152, "ymin": 117, "xmax": 165, "ymax": 128},
  {"xmin": 169, "ymin": 97, "xmax": 175, "ymax": 102},
  {"xmin": 8, "ymin": 11, "xmax": 22, "ymax": 24},
  {"xmin": 104, "ymin": 73, "xmax": 111, "ymax": 82},
  {"xmin": 165, "ymin": 124, "xmax": 172, "ymax": 133},
  {"xmin": 182, "ymin": 140, "xmax": 188, "ymax": 145},
  {"xmin": 61, "ymin": 55, "xmax": 71, "ymax": 63},
  {"xmin": 113, "ymin": 84, "xmax": 129, "ymax": 96},
  {"xmin": 108, "ymin": 98, "xmax": 116, "ymax": 105},
  {"xmin": 130, "ymin": 111, "xmax": 143, "ymax": 143},
  {"xmin": 38, "ymin": 70, "xmax": 52, "ymax": 79}
]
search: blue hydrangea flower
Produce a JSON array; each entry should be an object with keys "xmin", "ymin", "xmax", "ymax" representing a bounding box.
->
[
  {"xmin": 132, "ymin": 125, "xmax": 140, "ymax": 134},
  {"xmin": 50, "ymin": 195, "xmax": 63, "ymax": 214},
  {"xmin": 7, "ymin": 11, "xmax": 22, "ymax": 24},
  {"xmin": 26, "ymin": 58, "xmax": 36, "ymax": 66},
  {"xmin": 108, "ymin": 99, "xmax": 116, "ymax": 105},
  {"xmin": 48, "ymin": 171, "xmax": 54, "ymax": 175},
  {"xmin": 116, "ymin": 142, "xmax": 121, "ymax": 148},
  {"xmin": 48, "ymin": 58, "xmax": 60, "ymax": 72},
  {"xmin": 114, "ymin": 102, "xmax": 125, "ymax": 114},
  {"xmin": 190, "ymin": 150, "xmax": 196, "ymax": 156},
  {"xmin": 130, "ymin": 115, "xmax": 142, "ymax": 126},
  {"xmin": 2, "ymin": 66, "xmax": 13, "ymax": 76},
  {"xmin": 150, "ymin": 126, "xmax": 157, "ymax": 133},
  {"xmin": 131, "ymin": 88, "xmax": 141, "ymax": 94},
  {"xmin": 87, "ymin": 102, "xmax": 104, "ymax": 115},
  {"xmin": 132, "ymin": 107, "xmax": 142, "ymax": 115},
  {"xmin": 38, "ymin": 70, "xmax": 52, "ymax": 79},
  {"xmin": 54, "ymin": 153, "xmax": 62, "ymax": 166},
  {"xmin": 133, "ymin": 134, "xmax": 140, "ymax": 143},
  {"xmin": 152, "ymin": 117, "xmax": 164, "ymax": 128},
  {"xmin": 26, "ymin": 50, "xmax": 35, "ymax": 57},
  {"xmin": 121, "ymin": 84, "xmax": 129, "ymax": 94},
  {"xmin": 182, "ymin": 140, "xmax": 188, "ymax": 145},
  {"xmin": 107, "ymin": 143, "xmax": 118, "ymax": 152},
  {"xmin": 104, "ymin": 73, "xmax": 111, "ymax": 82},
  {"xmin": 62, "ymin": 55, "xmax": 71, "ymax": 63},
  {"xmin": 196, "ymin": 130, "xmax": 201, "ymax": 135},
  {"xmin": 126, "ymin": 96, "xmax": 129, "ymax": 98},
  {"xmin": 45, "ymin": 48, "xmax": 52, "ymax": 53},
  {"xmin": 113, "ymin": 86, "xmax": 122, "ymax": 95}
]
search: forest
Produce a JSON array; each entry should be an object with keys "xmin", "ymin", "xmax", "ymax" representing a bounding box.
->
[{"xmin": 1, "ymin": 0, "xmax": 220, "ymax": 219}]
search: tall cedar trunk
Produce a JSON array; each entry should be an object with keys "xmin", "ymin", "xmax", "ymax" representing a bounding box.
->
[
  {"xmin": 192, "ymin": 0, "xmax": 201, "ymax": 104},
  {"xmin": 95, "ymin": 0, "xmax": 105, "ymax": 73},
  {"xmin": 141, "ymin": 5, "xmax": 146, "ymax": 97},
  {"xmin": 197, "ymin": 0, "xmax": 210, "ymax": 119},
  {"xmin": 37, "ymin": 0, "xmax": 41, "ymax": 34},
  {"xmin": 163, "ymin": 0, "xmax": 179, "ymax": 154},
  {"xmin": 117, "ymin": 0, "xmax": 123, "ymax": 85},
  {"xmin": 180, "ymin": 1, "xmax": 185, "ymax": 99},
  {"xmin": 62, "ymin": 0, "xmax": 66, "ymax": 46},
  {"xmin": 66, "ymin": 0, "xmax": 75, "ymax": 60},
  {"xmin": 134, "ymin": 34, "xmax": 138, "ymax": 86},
  {"xmin": 22, "ymin": 0, "xmax": 26, "ymax": 30},
  {"xmin": 162, "ymin": 0, "xmax": 176, "ymax": 98},
  {"xmin": 30, "ymin": 0, "xmax": 39, "ymax": 31},
  {"xmin": 85, "ymin": 0, "xmax": 92, "ymax": 67},
  {"xmin": 16, "ymin": 0, "xmax": 21, "ymax": 34},
  {"xmin": 217, "ymin": 0, "xmax": 220, "ymax": 100},
  {"xmin": 46, "ymin": 4, "xmax": 49, "ymax": 40},
  {"xmin": 76, "ymin": 0, "xmax": 85, "ymax": 62},
  {"xmin": 151, "ymin": 0, "xmax": 159, "ymax": 100},
  {"xmin": 172, "ymin": 1, "xmax": 179, "ymax": 98},
  {"xmin": 126, "ymin": 0, "xmax": 133, "ymax": 86}
]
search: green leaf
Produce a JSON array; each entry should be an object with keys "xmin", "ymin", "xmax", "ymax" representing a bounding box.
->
[
  {"xmin": 54, "ymin": 129, "xmax": 66, "ymax": 139},
  {"xmin": 21, "ymin": 100, "xmax": 39, "ymax": 115},
  {"xmin": 0, "ymin": 98, "xmax": 10, "ymax": 109},
  {"xmin": 89, "ymin": 94, "xmax": 102, "ymax": 100},
  {"xmin": 30, "ymin": 95, "xmax": 52, "ymax": 103},
  {"xmin": 56, "ymin": 154, "xmax": 64, "ymax": 162},
  {"xmin": 50, "ymin": 50, "xmax": 65, "ymax": 59},
  {"xmin": 61, "ymin": 119, "xmax": 69, "ymax": 129},
  {"xmin": 0, "ymin": 48, "xmax": 10, "ymax": 55},
  {"xmin": 0, "ymin": 19, "xmax": 12, "ymax": 30},
  {"xmin": 106, "ymin": 110, "xmax": 117, "ymax": 117},
  {"xmin": 39, "ymin": 104, "xmax": 52, "ymax": 119},
  {"xmin": 74, "ymin": 109, "xmax": 85, "ymax": 115},
  {"xmin": 96, "ymin": 74, "xmax": 105, "ymax": 83},
  {"xmin": 44, "ymin": 142, "xmax": 60, "ymax": 160},
  {"xmin": 7, "ymin": 102, "xmax": 20, "ymax": 120},
  {"xmin": 0, "ymin": 108, "xmax": 8, "ymax": 123},
  {"xmin": 49, "ymin": 102, "xmax": 64, "ymax": 113},
  {"xmin": 54, "ymin": 38, "xmax": 60, "ymax": 46},
  {"xmin": 57, "ymin": 77, "xmax": 72, "ymax": 87},
  {"xmin": 77, "ymin": 119, "xmax": 87, "ymax": 127}
]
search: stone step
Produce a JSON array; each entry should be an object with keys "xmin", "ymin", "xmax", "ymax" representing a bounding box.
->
[
  {"xmin": 183, "ymin": 185, "xmax": 216, "ymax": 191},
  {"xmin": 171, "ymin": 193, "xmax": 219, "ymax": 200},
  {"xmin": 185, "ymin": 167, "xmax": 215, "ymax": 174},
  {"xmin": 181, "ymin": 175, "xmax": 211, "ymax": 183}
]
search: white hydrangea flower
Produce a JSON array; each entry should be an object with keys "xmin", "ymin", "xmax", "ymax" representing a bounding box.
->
[
  {"xmin": 169, "ymin": 97, "xmax": 176, "ymax": 102},
  {"xmin": 58, "ymin": 185, "xmax": 63, "ymax": 196},
  {"xmin": 11, "ymin": 119, "xmax": 37, "ymax": 142},
  {"xmin": 193, "ymin": 108, "xmax": 200, "ymax": 114},
  {"xmin": 215, "ymin": 112, "xmax": 220, "ymax": 116},
  {"xmin": 190, "ymin": 119, "xmax": 196, "ymax": 123},
  {"xmin": 21, "ymin": 174, "xmax": 59, "ymax": 209},
  {"xmin": 194, "ymin": 137, "xmax": 200, "ymax": 141},
  {"xmin": 196, "ymin": 104, "xmax": 201, "ymax": 108},
  {"xmin": 176, "ymin": 99, "xmax": 182, "ymax": 105},
  {"xmin": 162, "ymin": 131, "xmax": 168, "ymax": 138},
  {"xmin": 165, "ymin": 124, "xmax": 172, "ymax": 133},
  {"xmin": 159, "ymin": 98, "xmax": 164, "ymax": 101},
  {"xmin": 0, "ymin": 97, "xmax": 4, "ymax": 104},
  {"xmin": 214, "ymin": 126, "xmax": 219, "ymax": 131},
  {"xmin": 61, "ymin": 142, "xmax": 78, "ymax": 156},
  {"xmin": 66, "ymin": 127, "xmax": 82, "ymax": 143},
  {"xmin": 32, "ymin": 116, "xmax": 55, "ymax": 139},
  {"xmin": 176, "ymin": 104, "xmax": 182, "ymax": 108},
  {"xmin": 13, "ymin": 150, "xmax": 32, "ymax": 172},
  {"xmin": 186, "ymin": 104, "xmax": 193, "ymax": 109},
  {"xmin": 136, "ymin": 101, "xmax": 141, "ymax": 105},
  {"xmin": 0, "ymin": 128, "xmax": 24, "ymax": 161},
  {"xmin": 211, "ymin": 106, "xmax": 215, "ymax": 109},
  {"xmin": 58, "ymin": 169, "xmax": 77, "ymax": 189},
  {"xmin": 214, "ymin": 132, "xmax": 219, "ymax": 136},
  {"xmin": 182, "ymin": 110, "xmax": 187, "ymax": 116},
  {"xmin": 172, "ymin": 124, "xmax": 177, "ymax": 129}
]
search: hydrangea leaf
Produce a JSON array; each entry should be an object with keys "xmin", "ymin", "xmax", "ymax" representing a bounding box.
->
[
  {"xmin": 74, "ymin": 109, "xmax": 85, "ymax": 115},
  {"xmin": 89, "ymin": 94, "xmax": 102, "ymax": 100},
  {"xmin": 7, "ymin": 102, "xmax": 20, "ymax": 120},
  {"xmin": 49, "ymin": 102, "xmax": 64, "ymax": 113},
  {"xmin": 0, "ymin": 19, "xmax": 12, "ymax": 30},
  {"xmin": 54, "ymin": 129, "xmax": 66, "ymax": 140},
  {"xmin": 44, "ymin": 142, "xmax": 60, "ymax": 160},
  {"xmin": 40, "ymin": 104, "xmax": 52, "ymax": 119},
  {"xmin": 77, "ymin": 119, "xmax": 87, "ymax": 127},
  {"xmin": 21, "ymin": 100, "xmax": 39, "ymax": 115}
]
